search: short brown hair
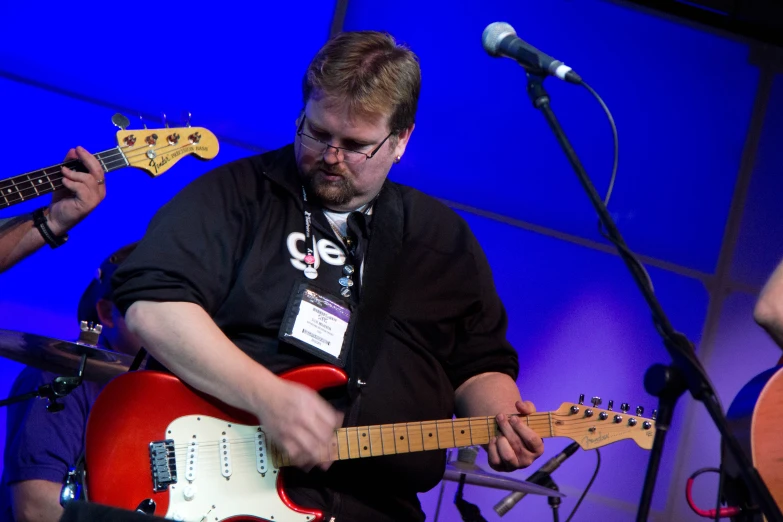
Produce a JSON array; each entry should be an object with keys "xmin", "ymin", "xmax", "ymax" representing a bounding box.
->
[{"xmin": 303, "ymin": 31, "xmax": 421, "ymax": 135}]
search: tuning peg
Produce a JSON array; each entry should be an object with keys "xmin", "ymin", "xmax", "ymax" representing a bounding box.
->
[
  {"xmin": 621, "ymin": 403, "xmax": 629, "ymax": 413},
  {"xmin": 181, "ymin": 110, "xmax": 192, "ymax": 127},
  {"xmin": 607, "ymin": 400, "xmax": 614, "ymax": 411},
  {"xmin": 139, "ymin": 114, "xmax": 148, "ymax": 129},
  {"xmin": 111, "ymin": 113, "xmax": 130, "ymax": 130},
  {"xmin": 591, "ymin": 396, "xmax": 602, "ymax": 407},
  {"xmin": 162, "ymin": 112, "xmax": 169, "ymax": 128},
  {"xmin": 578, "ymin": 394, "xmax": 585, "ymax": 405},
  {"xmin": 652, "ymin": 409, "xmax": 658, "ymax": 421},
  {"xmin": 636, "ymin": 405, "xmax": 644, "ymax": 416}
]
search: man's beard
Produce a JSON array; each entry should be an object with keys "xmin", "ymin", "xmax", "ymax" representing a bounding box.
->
[{"xmin": 302, "ymin": 166, "xmax": 357, "ymax": 207}]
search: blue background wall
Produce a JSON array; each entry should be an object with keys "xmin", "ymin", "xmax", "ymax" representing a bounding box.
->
[{"xmin": 1, "ymin": 1, "xmax": 782, "ymax": 520}]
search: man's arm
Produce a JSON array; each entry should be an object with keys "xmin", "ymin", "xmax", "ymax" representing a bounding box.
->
[
  {"xmin": 10, "ymin": 480, "xmax": 63, "ymax": 522},
  {"xmin": 754, "ymin": 256, "xmax": 783, "ymax": 349},
  {"xmin": 0, "ymin": 147, "xmax": 105, "ymax": 272},
  {"xmin": 455, "ymin": 372, "xmax": 544, "ymax": 472},
  {"xmin": 125, "ymin": 301, "xmax": 343, "ymax": 470}
]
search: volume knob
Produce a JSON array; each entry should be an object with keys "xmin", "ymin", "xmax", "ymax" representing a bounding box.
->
[{"xmin": 183, "ymin": 484, "xmax": 196, "ymax": 501}]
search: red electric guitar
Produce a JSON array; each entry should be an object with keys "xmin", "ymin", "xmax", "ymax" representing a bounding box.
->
[{"xmin": 85, "ymin": 365, "xmax": 656, "ymax": 521}]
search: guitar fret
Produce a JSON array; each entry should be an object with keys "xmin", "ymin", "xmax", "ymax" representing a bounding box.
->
[
  {"xmin": 358, "ymin": 427, "xmax": 371, "ymax": 458},
  {"xmin": 420, "ymin": 421, "xmax": 438, "ymax": 451},
  {"xmin": 334, "ymin": 431, "xmax": 342, "ymax": 461},
  {"xmin": 0, "ymin": 147, "xmax": 122, "ymax": 211},
  {"xmin": 381, "ymin": 424, "xmax": 395, "ymax": 455},
  {"xmin": 453, "ymin": 419, "xmax": 472, "ymax": 447},
  {"xmin": 377, "ymin": 425, "xmax": 386, "ymax": 455},
  {"xmin": 367, "ymin": 425, "xmax": 382, "ymax": 457},
  {"xmin": 28, "ymin": 174, "xmax": 39, "ymax": 196},
  {"xmin": 405, "ymin": 423, "xmax": 416, "ymax": 452},
  {"xmin": 393, "ymin": 423, "xmax": 410, "ymax": 453},
  {"xmin": 438, "ymin": 420, "xmax": 455, "ymax": 449},
  {"xmin": 337, "ymin": 429, "xmax": 349, "ymax": 461},
  {"xmin": 352, "ymin": 427, "xmax": 362, "ymax": 458},
  {"xmin": 43, "ymin": 169, "xmax": 56, "ymax": 192},
  {"xmin": 367, "ymin": 426, "xmax": 376, "ymax": 457},
  {"xmin": 345, "ymin": 427, "xmax": 356, "ymax": 459}
]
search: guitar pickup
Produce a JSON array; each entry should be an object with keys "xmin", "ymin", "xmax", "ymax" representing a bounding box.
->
[{"xmin": 149, "ymin": 440, "xmax": 177, "ymax": 492}]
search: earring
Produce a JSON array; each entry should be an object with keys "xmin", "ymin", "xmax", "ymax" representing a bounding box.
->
[{"xmin": 394, "ymin": 155, "xmax": 401, "ymax": 163}]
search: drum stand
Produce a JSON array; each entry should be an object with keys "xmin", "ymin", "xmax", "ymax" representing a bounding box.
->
[{"xmin": 0, "ymin": 353, "xmax": 87, "ymax": 412}]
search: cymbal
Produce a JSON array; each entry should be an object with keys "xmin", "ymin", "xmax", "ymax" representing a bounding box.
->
[
  {"xmin": 0, "ymin": 328, "xmax": 135, "ymax": 383},
  {"xmin": 443, "ymin": 461, "xmax": 565, "ymax": 497}
]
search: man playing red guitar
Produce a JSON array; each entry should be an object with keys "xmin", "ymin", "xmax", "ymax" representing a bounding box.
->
[
  {"xmin": 0, "ymin": 147, "xmax": 106, "ymax": 272},
  {"xmin": 112, "ymin": 31, "xmax": 544, "ymax": 522}
]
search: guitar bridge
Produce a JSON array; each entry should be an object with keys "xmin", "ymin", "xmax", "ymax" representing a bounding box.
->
[{"xmin": 149, "ymin": 440, "xmax": 177, "ymax": 492}]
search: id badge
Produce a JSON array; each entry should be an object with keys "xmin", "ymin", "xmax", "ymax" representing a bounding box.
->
[{"xmin": 278, "ymin": 282, "xmax": 353, "ymax": 367}]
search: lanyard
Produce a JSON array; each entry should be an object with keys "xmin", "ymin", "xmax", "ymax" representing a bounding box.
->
[
  {"xmin": 301, "ymin": 186, "xmax": 374, "ymax": 298},
  {"xmin": 301, "ymin": 186, "xmax": 319, "ymax": 280}
]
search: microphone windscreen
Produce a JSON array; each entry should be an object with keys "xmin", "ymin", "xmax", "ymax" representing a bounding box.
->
[{"xmin": 482, "ymin": 22, "xmax": 517, "ymax": 55}]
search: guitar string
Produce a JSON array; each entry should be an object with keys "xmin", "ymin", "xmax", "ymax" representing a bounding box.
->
[
  {"xmin": 0, "ymin": 132, "xmax": 206, "ymax": 186},
  {"xmin": 163, "ymin": 415, "xmax": 648, "ymax": 457},
  {"xmin": 1, "ymin": 143, "xmax": 167, "ymax": 187},
  {"xmin": 1, "ymin": 142, "xmax": 179, "ymax": 189},
  {"xmin": 0, "ymin": 140, "xmax": 204, "ymax": 204},
  {"xmin": 163, "ymin": 415, "xmax": 597, "ymax": 452}
]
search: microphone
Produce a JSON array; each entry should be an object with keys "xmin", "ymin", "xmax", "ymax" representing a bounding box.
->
[
  {"xmin": 493, "ymin": 441, "xmax": 580, "ymax": 517},
  {"xmin": 482, "ymin": 22, "xmax": 582, "ymax": 84}
]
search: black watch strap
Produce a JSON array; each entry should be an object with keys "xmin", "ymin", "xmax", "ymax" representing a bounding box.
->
[{"xmin": 33, "ymin": 207, "xmax": 68, "ymax": 249}]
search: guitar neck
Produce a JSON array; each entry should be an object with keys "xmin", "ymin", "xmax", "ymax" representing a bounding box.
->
[
  {"xmin": 0, "ymin": 147, "xmax": 127, "ymax": 209},
  {"xmin": 275, "ymin": 412, "xmax": 553, "ymax": 467}
]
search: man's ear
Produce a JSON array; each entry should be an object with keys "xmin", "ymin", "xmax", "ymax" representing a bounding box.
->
[
  {"xmin": 95, "ymin": 298, "xmax": 115, "ymax": 328},
  {"xmin": 394, "ymin": 123, "xmax": 415, "ymax": 158}
]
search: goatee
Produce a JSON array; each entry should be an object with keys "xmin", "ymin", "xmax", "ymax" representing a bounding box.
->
[{"xmin": 303, "ymin": 169, "xmax": 357, "ymax": 207}]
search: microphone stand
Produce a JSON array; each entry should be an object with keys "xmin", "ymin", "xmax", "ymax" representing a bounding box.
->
[
  {"xmin": 454, "ymin": 474, "xmax": 488, "ymax": 522},
  {"xmin": 522, "ymin": 71, "xmax": 783, "ymax": 522},
  {"xmin": 0, "ymin": 353, "xmax": 88, "ymax": 412},
  {"xmin": 542, "ymin": 477, "xmax": 561, "ymax": 522}
]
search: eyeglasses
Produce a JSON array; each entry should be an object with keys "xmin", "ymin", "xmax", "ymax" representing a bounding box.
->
[{"xmin": 296, "ymin": 116, "xmax": 393, "ymax": 164}]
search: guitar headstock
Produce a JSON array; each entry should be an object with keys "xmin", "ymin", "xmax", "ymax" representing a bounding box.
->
[
  {"xmin": 550, "ymin": 397, "xmax": 656, "ymax": 450},
  {"xmin": 115, "ymin": 126, "xmax": 219, "ymax": 177}
]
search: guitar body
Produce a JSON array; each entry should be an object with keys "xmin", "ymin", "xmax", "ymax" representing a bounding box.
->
[
  {"xmin": 724, "ymin": 365, "xmax": 783, "ymax": 521},
  {"xmin": 85, "ymin": 365, "xmax": 348, "ymax": 522},
  {"xmin": 85, "ymin": 363, "xmax": 655, "ymax": 521}
]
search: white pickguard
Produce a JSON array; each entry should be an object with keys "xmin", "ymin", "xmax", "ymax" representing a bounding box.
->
[{"xmin": 163, "ymin": 415, "xmax": 313, "ymax": 522}]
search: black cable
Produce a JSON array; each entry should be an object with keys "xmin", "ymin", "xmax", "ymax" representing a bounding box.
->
[
  {"xmin": 580, "ymin": 81, "xmax": 659, "ymax": 298},
  {"xmin": 564, "ymin": 448, "xmax": 601, "ymax": 522},
  {"xmin": 581, "ymin": 81, "xmax": 619, "ymax": 209},
  {"xmin": 715, "ymin": 464, "xmax": 725, "ymax": 522}
]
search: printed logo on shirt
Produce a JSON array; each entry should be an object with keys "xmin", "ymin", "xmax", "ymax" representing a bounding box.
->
[{"xmin": 287, "ymin": 232, "xmax": 346, "ymax": 271}]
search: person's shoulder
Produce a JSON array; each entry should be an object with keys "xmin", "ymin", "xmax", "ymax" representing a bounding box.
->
[
  {"xmin": 395, "ymin": 183, "xmax": 463, "ymax": 222},
  {"xmin": 392, "ymin": 182, "xmax": 472, "ymax": 237},
  {"xmin": 195, "ymin": 152, "xmax": 267, "ymax": 186},
  {"xmin": 191, "ymin": 144, "xmax": 294, "ymax": 194}
]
